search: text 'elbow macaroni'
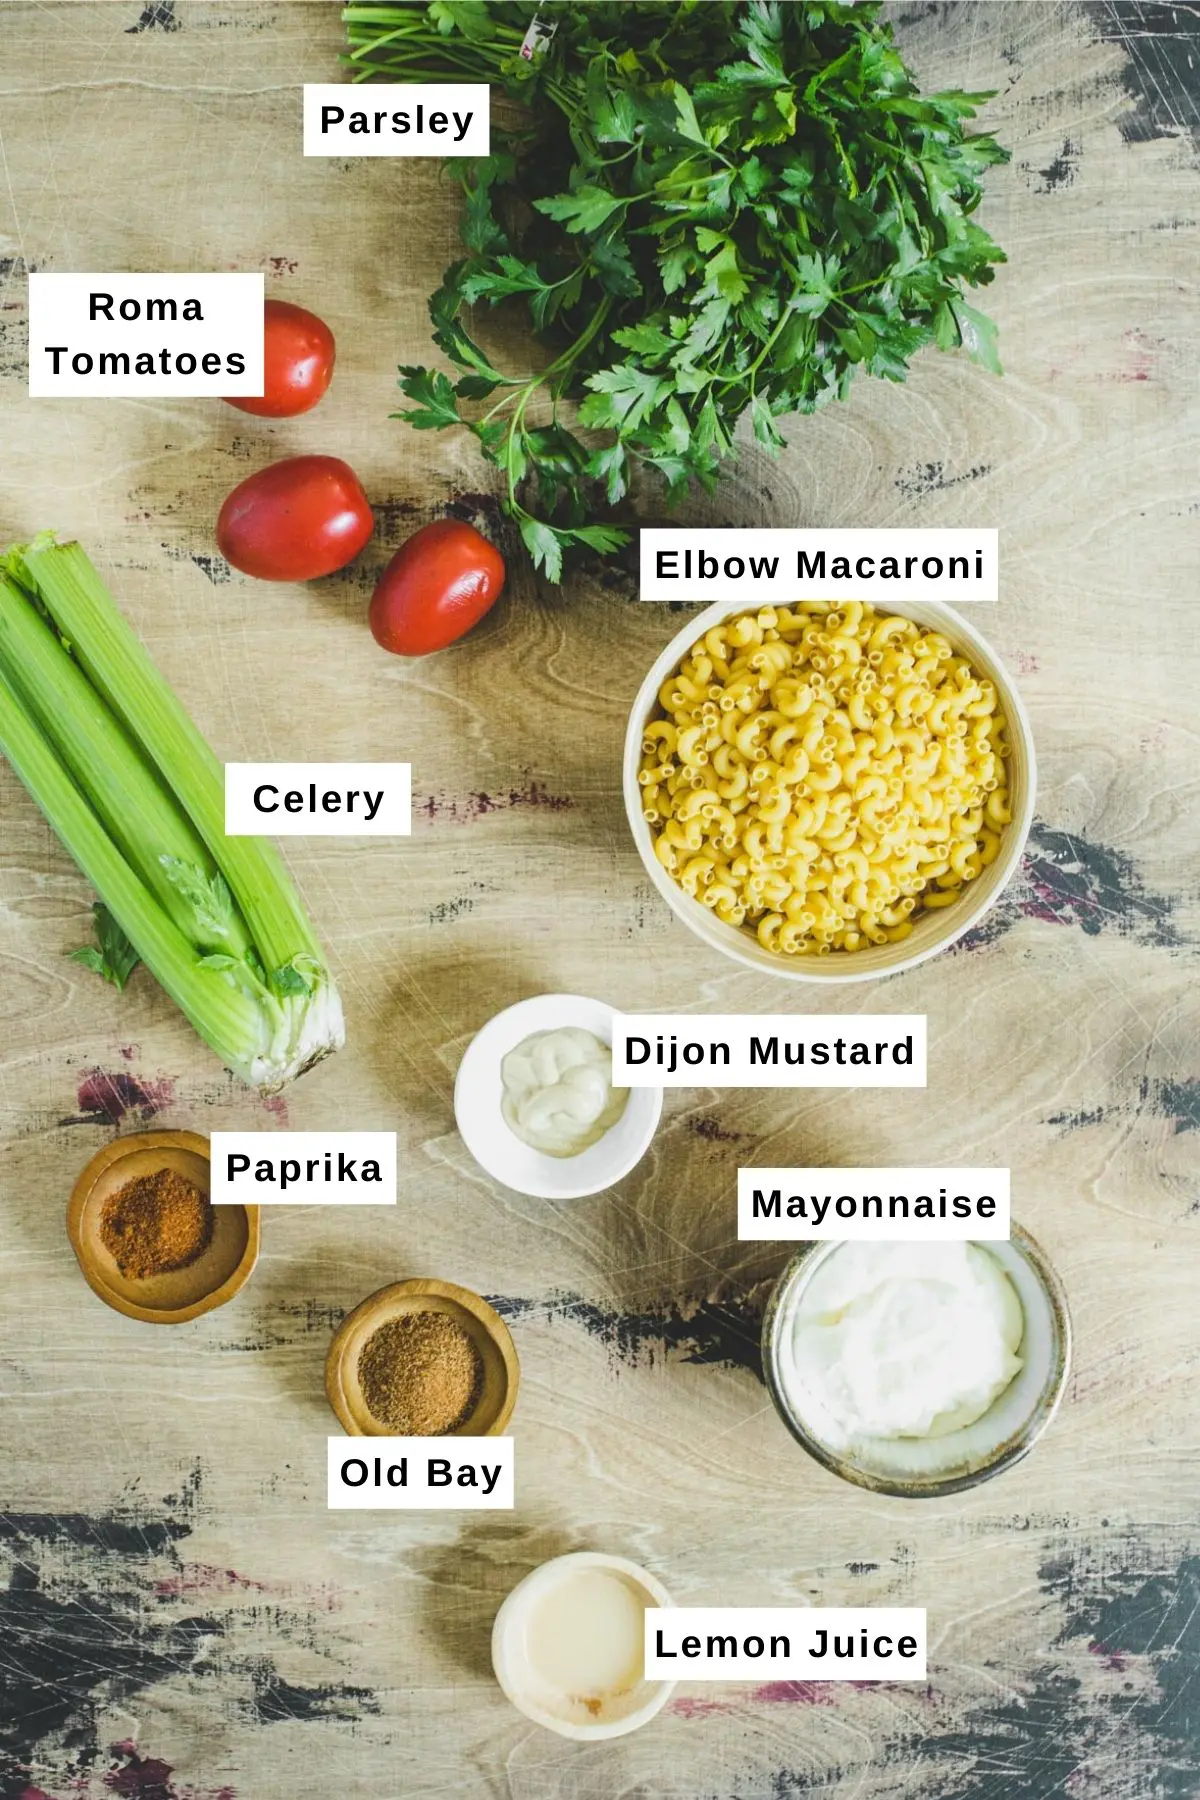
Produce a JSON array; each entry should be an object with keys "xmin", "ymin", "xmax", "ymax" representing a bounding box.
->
[{"xmin": 637, "ymin": 603, "xmax": 1011, "ymax": 957}]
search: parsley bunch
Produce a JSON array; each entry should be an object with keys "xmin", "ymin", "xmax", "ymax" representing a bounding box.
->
[{"xmin": 345, "ymin": 1, "xmax": 1009, "ymax": 581}]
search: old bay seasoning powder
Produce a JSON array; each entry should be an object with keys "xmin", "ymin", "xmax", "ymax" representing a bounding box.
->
[{"xmin": 358, "ymin": 1312, "xmax": 484, "ymax": 1434}]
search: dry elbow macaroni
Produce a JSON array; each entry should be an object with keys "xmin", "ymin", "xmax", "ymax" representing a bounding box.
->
[{"xmin": 639, "ymin": 603, "xmax": 1011, "ymax": 956}]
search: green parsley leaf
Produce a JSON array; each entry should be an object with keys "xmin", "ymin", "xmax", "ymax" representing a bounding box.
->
[
  {"xmin": 950, "ymin": 299, "xmax": 1004, "ymax": 374},
  {"xmin": 395, "ymin": 365, "xmax": 461, "ymax": 430},
  {"xmin": 518, "ymin": 517, "xmax": 566, "ymax": 583},
  {"xmin": 534, "ymin": 186, "xmax": 625, "ymax": 235}
]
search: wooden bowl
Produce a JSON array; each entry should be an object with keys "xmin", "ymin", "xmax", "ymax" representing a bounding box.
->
[
  {"xmin": 325, "ymin": 1279, "xmax": 519, "ymax": 1438},
  {"xmin": 67, "ymin": 1130, "xmax": 260, "ymax": 1325}
]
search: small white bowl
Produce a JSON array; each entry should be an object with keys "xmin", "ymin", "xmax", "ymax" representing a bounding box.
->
[
  {"xmin": 492, "ymin": 1551, "xmax": 675, "ymax": 1739},
  {"xmin": 623, "ymin": 600, "xmax": 1036, "ymax": 983},
  {"xmin": 453, "ymin": 994, "xmax": 663, "ymax": 1199}
]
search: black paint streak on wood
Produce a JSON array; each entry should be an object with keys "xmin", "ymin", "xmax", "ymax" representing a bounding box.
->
[
  {"xmin": 162, "ymin": 546, "xmax": 233, "ymax": 586},
  {"xmin": 1045, "ymin": 1104, "xmax": 1112, "ymax": 1133},
  {"xmin": 0, "ymin": 1473, "xmax": 207, "ymax": 1792},
  {"xmin": 1046, "ymin": 1075, "xmax": 1200, "ymax": 1136},
  {"xmin": 0, "ymin": 1467, "xmax": 376, "ymax": 1796},
  {"xmin": 910, "ymin": 1671, "xmax": 1089, "ymax": 1800},
  {"xmin": 958, "ymin": 821, "xmax": 1186, "ymax": 952},
  {"xmin": 1041, "ymin": 1541, "xmax": 1200, "ymax": 1800},
  {"xmin": 747, "ymin": 1540, "xmax": 1200, "ymax": 1800},
  {"xmin": 217, "ymin": 1295, "xmax": 349, "ymax": 1353},
  {"xmin": 490, "ymin": 1289, "xmax": 767, "ymax": 1379},
  {"xmin": 241, "ymin": 1663, "xmax": 379, "ymax": 1724},
  {"xmin": 1034, "ymin": 135, "xmax": 1082, "ymax": 189},
  {"xmin": 1155, "ymin": 1077, "xmax": 1200, "ymax": 1133},
  {"xmin": 894, "ymin": 459, "xmax": 993, "ymax": 497},
  {"xmin": 686, "ymin": 1114, "xmax": 751, "ymax": 1145},
  {"xmin": 1085, "ymin": 2, "xmax": 1200, "ymax": 145},
  {"xmin": 126, "ymin": 1, "xmax": 180, "ymax": 31}
]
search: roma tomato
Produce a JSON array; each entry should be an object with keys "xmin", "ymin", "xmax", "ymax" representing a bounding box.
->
[
  {"xmin": 225, "ymin": 299, "xmax": 335, "ymax": 418},
  {"xmin": 368, "ymin": 520, "xmax": 505, "ymax": 656},
  {"xmin": 216, "ymin": 456, "xmax": 373, "ymax": 581}
]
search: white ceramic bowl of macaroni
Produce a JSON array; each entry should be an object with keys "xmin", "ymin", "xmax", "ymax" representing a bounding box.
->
[
  {"xmin": 623, "ymin": 600, "xmax": 1035, "ymax": 984},
  {"xmin": 454, "ymin": 993, "xmax": 663, "ymax": 1199}
]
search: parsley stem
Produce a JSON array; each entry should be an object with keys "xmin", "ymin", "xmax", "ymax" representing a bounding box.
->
[{"xmin": 474, "ymin": 294, "xmax": 614, "ymax": 430}]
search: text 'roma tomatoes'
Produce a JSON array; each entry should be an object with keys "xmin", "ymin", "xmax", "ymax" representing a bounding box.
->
[
  {"xmin": 225, "ymin": 299, "xmax": 335, "ymax": 418},
  {"xmin": 368, "ymin": 520, "xmax": 505, "ymax": 656},
  {"xmin": 217, "ymin": 456, "xmax": 373, "ymax": 582}
]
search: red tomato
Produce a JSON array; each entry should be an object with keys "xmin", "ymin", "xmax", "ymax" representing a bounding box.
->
[
  {"xmin": 217, "ymin": 456, "xmax": 373, "ymax": 581},
  {"xmin": 225, "ymin": 299, "xmax": 335, "ymax": 418},
  {"xmin": 368, "ymin": 520, "xmax": 506, "ymax": 656}
]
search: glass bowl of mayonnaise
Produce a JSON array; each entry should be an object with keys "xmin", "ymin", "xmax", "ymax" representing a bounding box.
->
[{"xmin": 761, "ymin": 1231, "xmax": 1071, "ymax": 1497}]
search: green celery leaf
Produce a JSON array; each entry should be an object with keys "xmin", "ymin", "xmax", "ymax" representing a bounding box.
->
[
  {"xmin": 459, "ymin": 155, "xmax": 514, "ymax": 256},
  {"xmin": 198, "ymin": 953, "xmax": 271, "ymax": 1005},
  {"xmin": 160, "ymin": 856, "xmax": 235, "ymax": 946},
  {"xmin": 663, "ymin": 396, "xmax": 691, "ymax": 454},
  {"xmin": 273, "ymin": 954, "xmax": 320, "ymax": 997},
  {"xmin": 67, "ymin": 902, "xmax": 140, "ymax": 992}
]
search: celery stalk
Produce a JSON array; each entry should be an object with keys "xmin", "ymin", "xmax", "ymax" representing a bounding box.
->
[
  {"xmin": 0, "ymin": 665, "xmax": 271, "ymax": 1071},
  {"xmin": 0, "ymin": 573, "xmax": 255, "ymax": 959},
  {"xmin": 0, "ymin": 537, "xmax": 344, "ymax": 1091},
  {"xmin": 14, "ymin": 537, "xmax": 321, "ymax": 981}
]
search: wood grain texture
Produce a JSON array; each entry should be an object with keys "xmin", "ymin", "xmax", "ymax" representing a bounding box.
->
[{"xmin": 0, "ymin": 3, "xmax": 1196, "ymax": 1797}]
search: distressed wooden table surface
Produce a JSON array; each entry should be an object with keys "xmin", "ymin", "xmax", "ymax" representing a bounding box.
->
[{"xmin": 0, "ymin": 3, "xmax": 1197, "ymax": 1798}]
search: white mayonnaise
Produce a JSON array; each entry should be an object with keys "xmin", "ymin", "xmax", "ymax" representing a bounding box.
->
[
  {"xmin": 789, "ymin": 1243, "xmax": 1024, "ymax": 1445},
  {"xmin": 500, "ymin": 1027, "xmax": 628, "ymax": 1158}
]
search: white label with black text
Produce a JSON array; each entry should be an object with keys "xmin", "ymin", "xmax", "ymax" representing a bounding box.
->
[
  {"xmin": 225, "ymin": 763, "xmax": 411, "ymax": 836},
  {"xmin": 303, "ymin": 83, "xmax": 489, "ymax": 155},
  {"xmin": 645, "ymin": 1608, "xmax": 926, "ymax": 1680},
  {"xmin": 738, "ymin": 1167, "xmax": 1010, "ymax": 1240},
  {"xmin": 327, "ymin": 1438, "xmax": 514, "ymax": 1509},
  {"xmin": 211, "ymin": 1132, "xmax": 396, "ymax": 1205},
  {"xmin": 28, "ymin": 272, "xmax": 264, "ymax": 397},
  {"xmin": 612, "ymin": 1014, "xmax": 926, "ymax": 1089},
  {"xmin": 639, "ymin": 528, "xmax": 997, "ymax": 602}
]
